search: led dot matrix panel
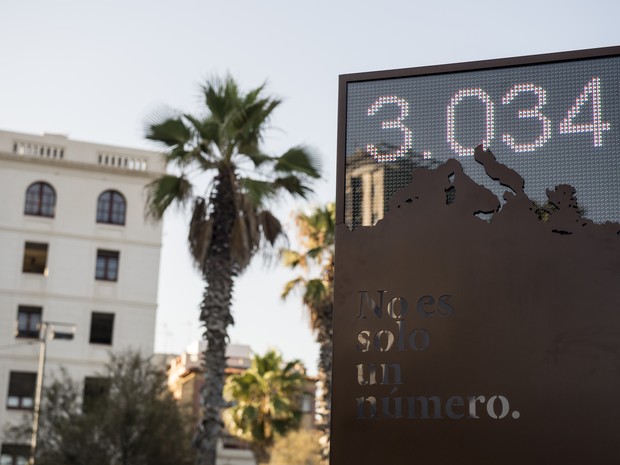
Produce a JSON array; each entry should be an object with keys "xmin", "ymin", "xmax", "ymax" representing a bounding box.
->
[{"xmin": 339, "ymin": 47, "xmax": 620, "ymax": 228}]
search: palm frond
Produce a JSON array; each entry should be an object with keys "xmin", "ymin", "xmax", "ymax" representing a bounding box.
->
[
  {"xmin": 274, "ymin": 147, "xmax": 321, "ymax": 178},
  {"xmin": 144, "ymin": 105, "xmax": 191, "ymax": 144},
  {"xmin": 238, "ymin": 97, "xmax": 280, "ymax": 136},
  {"xmin": 273, "ymin": 175, "xmax": 312, "ymax": 198},
  {"xmin": 281, "ymin": 277, "xmax": 304, "ymax": 299},
  {"xmin": 240, "ymin": 178, "xmax": 277, "ymax": 208},
  {"xmin": 243, "ymin": 152, "xmax": 272, "ymax": 168},
  {"xmin": 230, "ymin": 215, "xmax": 253, "ymax": 271},
  {"xmin": 144, "ymin": 174, "xmax": 192, "ymax": 220},
  {"xmin": 257, "ymin": 210, "xmax": 283, "ymax": 246},
  {"xmin": 305, "ymin": 246, "xmax": 325, "ymax": 261},
  {"xmin": 281, "ymin": 250, "xmax": 304, "ymax": 269},
  {"xmin": 295, "ymin": 203, "xmax": 336, "ymax": 249},
  {"xmin": 203, "ymin": 75, "xmax": 240, "ymax": 123},
  {"xmin": 243, "ymin": 83, "xmax": 268, "ymax": 106},
  {"xmin": 232, "ymin": 100, "xmax": 280, "ymax": 156},
  {"xmin": 188, "ymin": 198, "xmax": 212, "ymax": 272},
  {"xmin": 303, "ymin": 279, "xmax": 329, "ymax": 307},
  {"xmin": 240, "ymin": 194, "xmax": 260, "ymax": 251},
  {"xmin": 182, "ymin": 114, "xmax": 220, "ymax": 162},
  {"xmin": 144, "ymin": 107, "xmax": 200, "ymax": 169}
]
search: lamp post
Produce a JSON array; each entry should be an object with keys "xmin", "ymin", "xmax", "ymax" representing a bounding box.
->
[{"xmin": 29, "ymin": 321, "xmax": 75, "ymax": 465}]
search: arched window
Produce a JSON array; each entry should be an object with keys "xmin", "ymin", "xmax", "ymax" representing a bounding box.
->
[
  {"xmin": 96, "ymin": 190, "xmax": 126, "ymax": 225},
  {"xmin": 24, "ymin": 182, "xmax": 56, "ymax": 217}
]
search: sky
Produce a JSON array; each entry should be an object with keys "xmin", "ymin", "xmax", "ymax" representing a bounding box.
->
[{"xmin": 1, "ymin": 0, "xmax": 619, "ymax": 374}]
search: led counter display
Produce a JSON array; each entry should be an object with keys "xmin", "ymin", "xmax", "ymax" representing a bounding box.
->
[
  {"xmin": 344, "ymin": 50, "xmax": 620, "ymax": 227},
  {"xmin": 333, "ymin": 48, "xmax": 620, "ymax": 465}
]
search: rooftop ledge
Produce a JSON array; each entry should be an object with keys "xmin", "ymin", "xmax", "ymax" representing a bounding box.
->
[{"xmin": 0, "ymin": 129, "xmax": 166, "ymax": 175}]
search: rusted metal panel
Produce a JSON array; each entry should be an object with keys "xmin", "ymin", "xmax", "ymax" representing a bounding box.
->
[{"xmin": 333, "ymin": 47, "xmax": 620, "ymax": 465}]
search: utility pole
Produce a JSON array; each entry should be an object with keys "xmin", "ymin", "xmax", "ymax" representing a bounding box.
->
[{"xmin": 29, "ymin": 321, "xmax": 75, "ymax": 465}]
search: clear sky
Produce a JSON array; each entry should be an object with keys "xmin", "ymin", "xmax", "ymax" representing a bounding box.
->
[{"xmin": 1, "ymin": 0, "xmax": 619, "ymax": 374}]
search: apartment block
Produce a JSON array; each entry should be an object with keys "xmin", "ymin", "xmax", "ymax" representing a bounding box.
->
[{"xmin": 0, "ymin": 129, "xmax": 164, "ymax": 462}]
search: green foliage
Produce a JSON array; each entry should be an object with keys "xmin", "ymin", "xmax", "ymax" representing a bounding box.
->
[
  {"xmin": 281, "ymin": 203, "xmax": 335, "ymax": 464},
  {"xmin": 145, "ymin": 174, "xmax": 193, "ymax": 220},
  {"xmin": 281, "ymin": 203, "xmax": 335, "ymax": 331},
  {"xmin": 224, "ymin": 350, "xmax": 305, "ymax": 463},
  {"xmin": 6, "ymin": 351, "xmax": 193, "ymax": 465},
  {"xmin": 268, "ymin": 429, "xmax": 322, "ymax": 465}
]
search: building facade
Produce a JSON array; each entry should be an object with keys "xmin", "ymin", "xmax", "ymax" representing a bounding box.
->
[
  {"xmin": 166, "ymin": 342, "xmax": 317, "ymax": 465},
  {"xmin": 346, "ymin": 149, "xmax": 434, "ymax": 227},
  {"xmin": 0, "ymin": 129, "xmax": 165, "ymax": 462},
  {"xmin": 167, "ymin": 343, "xmax": 257, "ymax": 465}
]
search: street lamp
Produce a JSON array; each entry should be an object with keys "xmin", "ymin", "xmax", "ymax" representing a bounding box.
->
[{"xmin": 29, "ymin": 321, "xmax": 76, "ymax": 465}]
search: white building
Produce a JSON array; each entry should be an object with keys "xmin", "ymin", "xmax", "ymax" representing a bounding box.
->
[{"xmin": 0, "ymin": 129, "xmax": 165, "ymax": 462}]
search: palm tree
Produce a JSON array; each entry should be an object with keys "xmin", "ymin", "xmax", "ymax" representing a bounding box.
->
[
  {"xmin": 224, "ymin": 350, "xmax": 305, "ymax": 464},
  {"xmin": 281, "ymin": 203, "xmax": 335, "ymax": 464},
  {"xmin": 144, "ymin": 76, "xmax": 321, "ymax": 465}
]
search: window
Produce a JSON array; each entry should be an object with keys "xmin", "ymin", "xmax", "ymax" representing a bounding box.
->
[
  {"xmin": 89, "ymin": 312, "xmax": 114, "ymax": 345},
  {"xmin": 83, "ymin": 377, "xmax": 109, "ymax": 412},
  {"xmin": 6, "ymin": 372, "xmax": 36, "ymax": 410},
  {"xmin": 0, "ymin": 444, "xmax": 29, "ymax": 465},
  {"xmin": 24, "ymin": 181, "xmax": 55, "ymax": 217},
  {"xmin": 96, "ymin": 190, "xmax": 126, "ymax": 225},
  {"xmin": 16, "ymin": 306, "xmax": 42, "ymax": 339},
  {"xmin": 95, "ymin": 250, "xmax": 119, "ymax": 281},
  {"xmin": 301, "ymin": 393, "xmax": 313, "ymax": 413},
  {"xmin": 22, "ymin": 242, "xmax": 48, "ymax": 274}
]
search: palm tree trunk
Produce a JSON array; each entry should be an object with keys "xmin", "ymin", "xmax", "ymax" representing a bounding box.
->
[
  {"xmin": 195, "ymin": 168, "xmax": 237, "ymax": 465},
  {"xmin": 315, "ymin": 316, "xmax": 332, "ymax": 465},
  {"xmin": 318, "ymin": 260, "xmax": 335, "ymax": 465}
]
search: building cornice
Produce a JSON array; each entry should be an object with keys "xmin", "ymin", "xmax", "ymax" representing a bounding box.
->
[
  {"xmin": 0, "ymin": 150, "xmax": 163, "ymax": 180},
  {"xmin": 0, "ymin": 224, "xmax": 162, "ymax": 248},
  {"xmin": 0, "ymin": 287, "xmax": 159, "ymax": 309}
]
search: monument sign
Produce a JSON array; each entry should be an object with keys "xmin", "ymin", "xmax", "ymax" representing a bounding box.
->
[{"xmin": 333, "ymin": 46, "xmax": 620, "ymax": 464}]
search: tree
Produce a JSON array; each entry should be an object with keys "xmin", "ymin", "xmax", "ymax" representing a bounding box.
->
[
  {"xmin": 5, "ymin": 351, "xmax": 193, "ymax": 465},
  {"xmin": 281, "ymin": 203, "xmax": 335, "ymax": 464},
  {"xmin": 223, "ymin": 350, "xmax": 305, "ymax": 464},
  {"xmin": 144, "ymin": 76, "xmax": 321, "ymax": 465},
  {"xmin": 268, "ymin": 429, "xmax": 322, "ymax": 465}
]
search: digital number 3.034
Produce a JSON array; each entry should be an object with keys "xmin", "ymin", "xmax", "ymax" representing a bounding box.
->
[{"xmin": 366, "ymin": 77, "xmax": 610, "ymax": 162}]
